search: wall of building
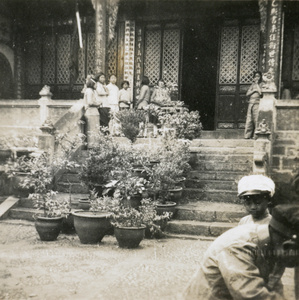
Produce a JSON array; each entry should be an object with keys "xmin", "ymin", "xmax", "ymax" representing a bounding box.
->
[{"xmin": 271, "ymin": 100, "xmax": 299, "ymax": 204}]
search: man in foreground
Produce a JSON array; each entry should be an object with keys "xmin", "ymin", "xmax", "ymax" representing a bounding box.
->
[{"xmin": 181, "ymin": 204, "xmax": 299, "ymax": 299}]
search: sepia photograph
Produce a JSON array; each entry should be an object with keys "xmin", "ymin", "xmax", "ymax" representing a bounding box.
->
[{"xmin": 0, "ymin": 0, "xmax": 299, "ymax": 299}]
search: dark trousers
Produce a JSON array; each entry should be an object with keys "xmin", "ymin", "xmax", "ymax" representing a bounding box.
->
[{"xmin": 99, "ymin": 107, "xmax": 111, "ymax": 127}]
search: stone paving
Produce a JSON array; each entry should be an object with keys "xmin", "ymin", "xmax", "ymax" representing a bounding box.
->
[{"xmin": 0, "ymin": 220, "xmax": 295, "ymax": 300}]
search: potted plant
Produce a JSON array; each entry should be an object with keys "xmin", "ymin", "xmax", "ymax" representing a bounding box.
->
[
  {"xmin": 107, "ymin": 198, "xmax": 156, "ymax": 248},
  {"xmin": 114, "ymin": 109, "xmax": 147, "ymax": 143},
  {"xmin": 78, "ymin": 130, "xmax": 118, "ymax": 196},
  {"xmin": 32, "ymin": 190, "xmax": 70, "ymax": 241},
  {"xmin": 5, "ymin": 155, "xmax": 34, "ymax": 197},
  {"xmin": 8, "ymin": 131, "xmax": 84, "ymax": 240},
  {"xmin": 158, "ymin": 107, "xmax": 202, "ymax": 140},
  {"xmin": 72, "ymin": 194, "xmax": 113, "ymax": 244}
]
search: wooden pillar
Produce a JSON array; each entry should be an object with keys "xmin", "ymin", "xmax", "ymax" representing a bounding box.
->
[{"xmin": 93, "ymin": 0, "xmax": 107, "ymax": 74}]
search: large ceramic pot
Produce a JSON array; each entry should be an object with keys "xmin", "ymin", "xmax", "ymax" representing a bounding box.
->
[
  {"xmin": 168, "ymin": 187, "xmax": 183, "ymax": 203},
  {"xmin": 73, "ymin": 211, "xmax": 112, "ymax": 244},
  {"xmin": 155, "ymin": 201, "xmax": 177, "ymax": 216},
  {"xmin": 78, "ymin": 198, "xmax": 91, "ymax": 211},
  {"xmin": 114, "ymin": 225, "xmax": 146, "ymax": 248},
  {"xmin": 35, "ymin": 216, "xmax": 63, "ymax": 241}
]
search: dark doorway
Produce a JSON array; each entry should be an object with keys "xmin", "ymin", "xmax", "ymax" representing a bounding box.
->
[
  {"xmin": 181, "ymin": 21, "xmax": 218, "ymax": 130},
  {"xmin": 0, "ymin": 53, "xmax": 13, "ymax": 99}
]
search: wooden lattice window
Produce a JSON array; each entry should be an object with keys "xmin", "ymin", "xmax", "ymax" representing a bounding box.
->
[
  {"xmin": 292, "ymin": 25, "xmax": 299, "ymax": 81},
  {"xmin": 107, "ymin": 32, "xmax": 118, "ymax": 78},
  {"xmin": 240, "ymin": 25, "xmax": 260, "ymax": 83},
  {"xmin": 25, "ymin": 19, "xmax": 95, "ymax": 99},
  {"xmin": 219, "ymin": 24, "xmax": 259, "ymax": 84},
  {"xmin": 219, "ymin": 27, "xmax": 239, "ymax": 84},
  {"xmin": 144, "ymin": 24, "xmax": 180, "ymax": 86}
]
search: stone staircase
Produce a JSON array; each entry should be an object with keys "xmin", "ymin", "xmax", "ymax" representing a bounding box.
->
[
  {"xmin": 165, "ymin": 136, "xmax": 254, "ymax": 237},
  {"xmin": 3, "ymin": 133, "xmax": 255, "ymax": 239}
]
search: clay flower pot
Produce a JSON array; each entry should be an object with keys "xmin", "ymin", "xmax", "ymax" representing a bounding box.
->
[
  {"xmin": 73, "ymin": 211, "xmax": 112, "ymax": 244},
  {"xmin": 35, "ymin": 216, "xmax": 63, "ymax": 241},
  {"xmin": 114, "ymin": 225, "xmax": 146, "ymax": 248}
]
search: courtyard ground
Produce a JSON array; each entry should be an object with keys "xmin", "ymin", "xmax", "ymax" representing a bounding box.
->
[{"xmin": 0, "ymin": 220, "xmax": 295, "ymax": 300}]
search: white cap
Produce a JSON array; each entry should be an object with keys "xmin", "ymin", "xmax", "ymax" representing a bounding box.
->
[{"xmin": 238, "ymin": 175, "xmax": 275, "ymax": 197}]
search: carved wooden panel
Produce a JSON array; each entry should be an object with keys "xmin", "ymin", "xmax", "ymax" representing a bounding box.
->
[
  {"xmin": 108, "ymin": 31, "xmax": 117, "ymax": 78},
  {"xmin": 87, "ymin": 33, "xmax": 95, "ymax": 76},
  {"xmin": 76, "ymin": 34, "xmax": 86, "ymax": 84},
  {"xmin": 43, "ymin": 35, "xmax": 55, "ymax": 84},
  {"xmin": 240, "ymin": 25, "xmax": 260, "ymax": 83},
  {"xmin": 57, "ymin": 34, "xmax": 71, "ymax": 84},
  {"xmin": 293, "ymin": 25, "xmax": 299, "ymax": 81},
  {"xmin": 144, "ymin": 30, "xmax": 161, "ymax": 85},
  {"xmin": 218, "ymin": 95, "xmax": 235, "ymax": 120},
  {"xmin": 27, "ymin": 39, "xmax": 41, "ymax": 84},
  {"xmin": 219, "ymin": 27, "xmax": 239, "ymax": 84},
  {"xmin": 162, "ymin": 29, "xmax": 180, "ymax": 85}
]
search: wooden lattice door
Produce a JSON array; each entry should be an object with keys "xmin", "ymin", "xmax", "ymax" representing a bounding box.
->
[
  {"xmin": 216, "ymin": 19, "xmax": 260, "ymax": 129},
  {"xmin": 143, "ymin": 23, "xmax": 181, "ymax": 89}
]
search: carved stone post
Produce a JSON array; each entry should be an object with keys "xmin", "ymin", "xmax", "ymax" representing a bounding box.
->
[
  {"xmin": 85, "ymin": 107, "xmax": 100, "ymax": 148},
  {"xmin": 92, "ymin": 0, "xmax": 107, "ymax": 74},
  {"xmin": 38, "ymin": 118, "xmax": 55, "ymax": 162},
  {"xmin": 253, "ymin": 119, "xmax": 271, "ymax": 175},
  {"xmin": 38, "ymin": 85, "xmax": 53, "ymax": 125},
  {"xmin": 254, "ymin": 0, "xmax": 283, "ymax": 175}
]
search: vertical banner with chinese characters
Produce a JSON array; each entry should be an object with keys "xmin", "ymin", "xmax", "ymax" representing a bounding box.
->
[
  {"xmin": 134, "ymin": 26, "xmax": 143, "ymax": 104},
  {"xmin": 264, "ymin": 0, "xmax": 282, "ymax": 89},
  {"xmin": 124, "ymin": 21, "xmax": 135, "ymax": 101},
  {"xmin": 94, "ymin": 0, "xmax": 107, "ymax": 74}
]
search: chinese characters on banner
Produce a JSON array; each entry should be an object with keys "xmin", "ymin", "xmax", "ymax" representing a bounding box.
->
[{"xmin": 124, "ymin": 21, "xmax": 135, "ymax": 100}]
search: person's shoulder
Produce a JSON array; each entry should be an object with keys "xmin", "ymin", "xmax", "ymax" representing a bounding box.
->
[{"xmin": 238, "ymin": 215, "xmax": 253, "ymax": 225}]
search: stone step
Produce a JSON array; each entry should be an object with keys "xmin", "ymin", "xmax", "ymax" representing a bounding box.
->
[
  {"xmin": 183, "ymin": 189, "xmax": 240, "ymax": 203},
  {"xmin": 185, "ymin": 179, "xmax": 238, "ymax": 190},
  {"xmin": 200, "ymin": 130, "xmax": 244, "ymax": 139},
  {"xmin": 187, "ymin": 170, "xmax": 246, "ymax": 181},
  {"xmin": 192, "ymin": 153, "xmax": 253, "ymax": 162},
  {"xmin": 190, "ymin": 146, "xmax": 254, "ymax": 154},
  {"xmin": 165, "ymin": 219, "xmax": 238, "ymax": 237},
  {"xmin": 0, "ymin": 196, "xmax": 20, "ymax": 219},
  {"xmin": 17, "ymin": 193, "xmax": 89, "ymax": 209},
  {"xmin": 9, "ymin": 207, "xmax": 37, "ymax": 221},
  {"xmin": 175, "ymin": 202, "xmax": 246, "ymax": 222},
  {"xmin": 190, "ymin": 161, "xmax": 252, "ymax": 172},
  {"xmin": 190, "ymin": 139, "xmax": 254, "ymax": 148},
  {"xmin": 56, "ymin": 182, "xmax": 89, "ymax": 194}
]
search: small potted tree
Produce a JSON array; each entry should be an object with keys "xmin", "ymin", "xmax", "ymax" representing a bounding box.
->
[
  {"xmin": 78, "ymin": 130, "xmax": 117, "ymax": 197},
  {"xmin": 114, "ymin": 109, "xmax": 147, "ymax": 143},
  {"xmin": 108, "ymin": 198, "xmax": 156, "ymax": 248},
  {"xmin": 14, "ymin": 152, "xmax": 71, "ymax": 241}
]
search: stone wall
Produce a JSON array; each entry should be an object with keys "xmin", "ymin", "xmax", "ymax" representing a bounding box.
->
[
  {"xmin": 271, "ymin": 100, "xmax": 299, "ymax": 204},
  {"xmin": 0, "ymin": 99, "xmax": 81, "ymax": 142}
]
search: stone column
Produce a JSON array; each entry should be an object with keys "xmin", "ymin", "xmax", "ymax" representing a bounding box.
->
[
  {"xmin": 85, "ymin": 106, "xmax": 100, "ymax": 148},
  {"xmin": 92, "ymin": 0, "xmax": 107, "ymax": 74}
]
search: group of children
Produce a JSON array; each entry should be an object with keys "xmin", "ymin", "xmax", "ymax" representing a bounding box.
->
[{"xmin": 83, "ymin": 73, "xmax": 132, "ymax": 128}]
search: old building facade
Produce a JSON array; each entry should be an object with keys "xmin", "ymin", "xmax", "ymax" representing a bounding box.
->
[{"xmin": 0, "ymin": 0, "xmax": 299, "ymax": 200}]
